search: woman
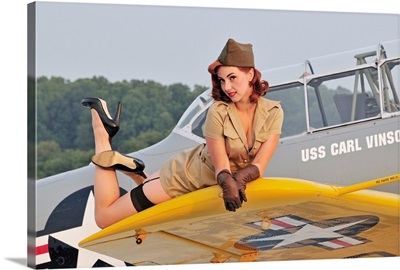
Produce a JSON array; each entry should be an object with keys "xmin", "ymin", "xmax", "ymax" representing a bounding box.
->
[{"xmin": 82, "ymin": 38, "xmax": 283, "ymax": 228}]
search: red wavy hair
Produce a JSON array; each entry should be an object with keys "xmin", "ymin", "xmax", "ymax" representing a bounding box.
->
[{"xmin": 210, "ymin": 67, "xmax": 269, "ymax": 103}]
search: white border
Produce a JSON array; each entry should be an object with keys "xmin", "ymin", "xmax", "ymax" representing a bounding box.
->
[{"xmin": 0, "ymin": 1, "xmax": 398, "ymax": 270}]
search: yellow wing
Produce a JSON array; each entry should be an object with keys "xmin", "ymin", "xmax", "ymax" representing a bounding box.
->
[{"xmin": 79, "ymin": 174, "xmax": 399, "ymax": 265}]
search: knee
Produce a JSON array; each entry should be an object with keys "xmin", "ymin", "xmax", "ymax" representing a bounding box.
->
[{"xmin": 95, "ymin": 212, "xmax": 111, "ymax": 229}]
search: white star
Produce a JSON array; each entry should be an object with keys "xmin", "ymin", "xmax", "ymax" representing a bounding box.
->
[
  {"xmin": 247, "ymin": 218, "xmax": 368, "ymax": 249},
  {"xmin": 49, "ymin": 191, "xmax": 127, "ymax": 267}
]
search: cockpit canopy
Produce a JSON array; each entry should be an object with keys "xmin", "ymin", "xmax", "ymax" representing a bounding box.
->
[{"xmin": 174, "ymin": 40, "xmax": 400, "ymax": 141}]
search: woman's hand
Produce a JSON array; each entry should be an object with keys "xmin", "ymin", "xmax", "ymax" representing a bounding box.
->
[
  {"xmin": 217, "ymin": 169, "xmax": 242, "ymax": 212},
  {"xmin": 233, "ymin": 164, "xmax": 260, "ymax": 202}
]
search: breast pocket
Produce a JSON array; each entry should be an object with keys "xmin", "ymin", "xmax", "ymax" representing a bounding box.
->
[
  {"xmin": 223, "ymin": 127, "xmax": 244, "ymax": 158},
  {"xmin": 223, "ymin": 127, "xmax": 240, "ymax": 140}
]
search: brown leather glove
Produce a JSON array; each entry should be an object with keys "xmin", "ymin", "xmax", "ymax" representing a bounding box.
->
[
  {"xmin": 233, "ymin": 164, "xmax": 260, "ymax": 202},
  {"xmin": 217, "ymin": 169, "xmax": 242, "ymax": 212}
]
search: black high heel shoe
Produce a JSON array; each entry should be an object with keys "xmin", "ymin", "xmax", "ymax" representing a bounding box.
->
[
  {"xmin": 91, "ymin": 150, "xmax": 147, "ymax": 178},
  {"xmin": 81, "ymin": 98, "xmax": 122, "ymax": 142}
]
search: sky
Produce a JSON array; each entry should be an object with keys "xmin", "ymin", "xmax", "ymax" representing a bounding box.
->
[
  {"xmin": 33, "ymin": 1, "xmax": 400, "ymax": 88},
  {"xmin": 0, "ymin": 1, "xmax": 399, "ymax": 270}
]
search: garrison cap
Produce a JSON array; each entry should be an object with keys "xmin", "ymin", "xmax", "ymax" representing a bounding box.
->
[{"xmin": 208, "ymin": 38, "xmax": 255, "ymax": 74}]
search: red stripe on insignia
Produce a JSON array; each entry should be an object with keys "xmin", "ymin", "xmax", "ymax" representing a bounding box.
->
[
  {"xmin": 271, "ymin": 219, "xmax": 292, "ymax": 228},
  {"xmin": 330, "ymin": 239, "xmax": 352, "ymax": 247},
  {"xmin": 36, "ymin": 244, "xmax": 49, "ymax": 255}
]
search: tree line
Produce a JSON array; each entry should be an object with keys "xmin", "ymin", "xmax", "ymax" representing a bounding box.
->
[{"xmin": 31, "ymin": 76, "xmax": 208, "ymax": 179}]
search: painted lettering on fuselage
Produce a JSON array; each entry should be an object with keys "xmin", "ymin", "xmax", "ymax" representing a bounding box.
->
[{"xmin": 301, "ymin": 129, "xmax": 400, "ymax": 162}]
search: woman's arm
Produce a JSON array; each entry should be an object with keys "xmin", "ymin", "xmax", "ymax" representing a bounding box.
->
[
  {"xmin": 206, "ymin": 136, "xmax": 243, "ymax": 211},
  {"xmin": 205, "ymin": 136, "xmax": 231, "ymax": 177},
  {"xmin": 252, "ymin": 133, "xmax": 281, "ymax": 174}
]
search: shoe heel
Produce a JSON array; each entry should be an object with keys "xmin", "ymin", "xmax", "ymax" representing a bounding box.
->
[
  {"xmin": 114, "ymin": 102, "xmax": 122, "ymax": 127},
  {"xmin": 91, "ymin": 150, "xmax": 146, "ymax": 177}
]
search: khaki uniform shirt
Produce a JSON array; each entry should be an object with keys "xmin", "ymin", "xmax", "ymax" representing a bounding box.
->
[{"xmin": 160, "ymin": 98, "xmax": 283, "ymax": 198}]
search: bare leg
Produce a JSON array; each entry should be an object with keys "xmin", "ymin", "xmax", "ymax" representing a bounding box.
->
[
  {"xmin": 91, "ymin": 109, "xmax": 137, "ymax": 228},
  {"xmin": 120, "ymin": 171, "xmax": 146, "ymax": 186},
  {"xmin": 91, "ymin": 110, "xmax": 171, "ymax": 228},
  {"xmin": 143, "ymin": 172, "xmax": 172, "ymax": 204}
]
